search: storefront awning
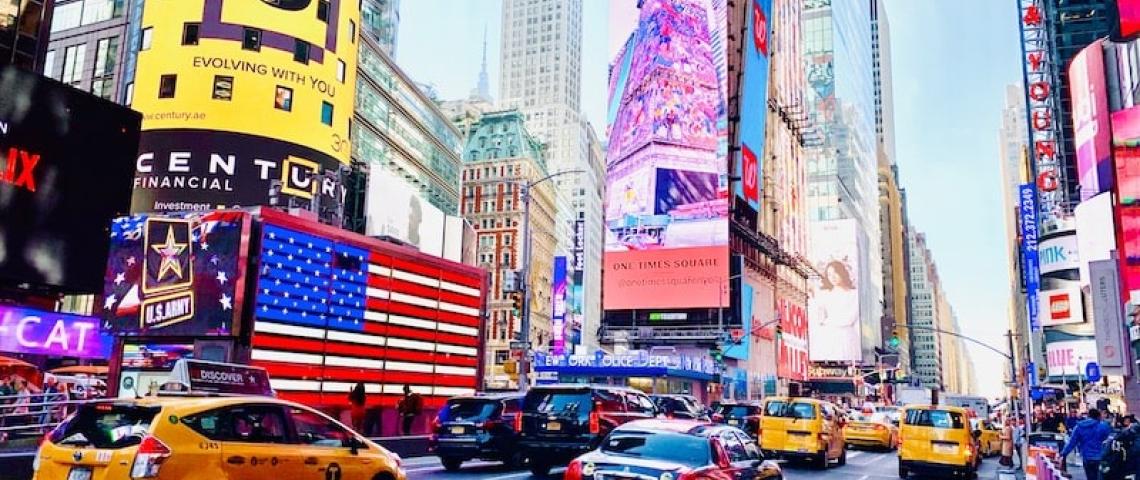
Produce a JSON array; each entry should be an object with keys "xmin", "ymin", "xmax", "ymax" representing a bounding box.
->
[{"xmin": 535, "ymin": 364, "xmax": 716, "ymax": 381}]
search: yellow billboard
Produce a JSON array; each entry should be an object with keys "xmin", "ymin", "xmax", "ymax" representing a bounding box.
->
[{"xmin": 130, "ymin": 0, "xmax": 359, "ymax": 214}]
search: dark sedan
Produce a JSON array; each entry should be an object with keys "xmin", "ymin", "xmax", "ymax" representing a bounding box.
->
[
  {"xmin": 651, "ymin": 394, "xmax": 711, "ymax": 421},
  {"xmin": 565, "ymin": 419, "xmax": 783, "ymax": 480}
]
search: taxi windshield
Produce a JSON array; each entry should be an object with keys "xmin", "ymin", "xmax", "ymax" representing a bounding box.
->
[
  {"xmin": 50, "ymin": 403, "xmax": 161, "ymax": 449},
  {"xmin": 905, "ymin": 409, "xmax": 965, "ymax": 429},
  {"xmin": 765, "ymin": 401, "xmax": 816, "ymax": 419}
]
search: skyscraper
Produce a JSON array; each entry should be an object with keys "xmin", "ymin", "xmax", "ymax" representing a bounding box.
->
[
  {"xmin": 909, "ymin": 230, "xmax": 943, "ymax": 389},
  {"xmin": 361, "ymin": 0, "xmax": 400, "ymax": 57},
  {"xmin": 0, "ymin": 0, "xmax": 51, "ymax": 71},
  {"xmin": 870, "ymin": 0, "xmax": 895, "ymax": 162},
  {"xmin": 803, "ymin": 0, "xmax": 883, "ymax": 364},
  {"xmin": 499, "ymin": 0, "xmax": 604, "ymax": 351},
  {"xmin": 999, "ymin": 83, "xmax": 1031, "ymax": 375}
]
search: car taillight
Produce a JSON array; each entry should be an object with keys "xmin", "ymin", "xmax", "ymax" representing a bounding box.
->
[
  {"xmin": 479, "ymin": 420, "xmax": 501, "ymax": 431},
  {"xmin": 711, "ymin": 413, "xmax": 724, "ymax": 422},
  {"xmin": 513, "ymin": 414, "xmax": 522, "ymax": 432},
  {"xmin": 432, "ymin": 417, "xmax": 442, "ymax": 431},
  {"xmin": 874, "ymin": 424, "xmax": 887, "ymax": 431},
  {"xmin": 565, "ymin": 459, "xmax": 583, "ymax": 480},
  {"xmin": 818, "ymin": 433, "xmax": 829, "ymax": 446},
  {"xmin": 130, "ymin": 435, "xmax": 171, "ymax": 479},
  {"xmin": 589, "ymin": 412, "xmax": 600, "ymax": 434}
]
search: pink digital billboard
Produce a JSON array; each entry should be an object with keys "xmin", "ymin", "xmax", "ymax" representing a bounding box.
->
[
  {"xmin": 1112, "ymin": 106, "xmax": 1140, "ymax": 301},
  {"xmin": 1069, "ymin": 40, "xmax": 1113, "ymax": 200},
  {"xmin": 1122, "ymin": 0, "xmax": 1140, "ymax": 38},
  {"xmin": 603, "ymin": 0, "xmax": 728, "ymax": 311}
]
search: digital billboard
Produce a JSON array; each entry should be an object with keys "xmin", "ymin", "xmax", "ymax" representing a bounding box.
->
[
  {"xmin": 1112, "ymin": 106, "xmax": 1140, "ymax": 301},
  {"xmin": 1038, "ymin": 231, "xmax": 1079, "ymax": 275},
  {"xmin": 1075, "ymin": 192, "xmax": 1116, "ymax": 288},
  {"xmin": 1069, "ymin": 40, "xmax": 1113, "ymax": 200},
  {"xmin": 808, "ymin": 219, "xmax": 861, "ymax": 362},
  {"xmin": 1122, "ymin": 0, "xmax": 1140, "ymax": 38},
  {"xmin": 0, "ymin": 306, "xmax": 112, "ymax": 359},
  {"xmin": 736, "ymin": 0, "xmax": 773, "ymax": 212},
  {"xmin": 1019, "ymin": 183, "xmax": 1041, "ymax": 329},
  {"xmin": 0, "ymin": 66, "xmax": 141, "ymax": 293},
  {"xmin": 552, "ymin": 256, "xmax": 568, "ymax": 355},
  {"xmin": 604, "ymin": 0, "xmax": 728, "ymax": 311},
  {"xmin": 1038, "ymin": 286, "xmax": 1085, "ymax": 327},
  {"xmin": 130, "ymin": 0, "xmax": 359, "ymax": 214},
  {"xmin": 102, "ymin": 211, "xmax": 252, "ymax": 336},
  {"xmin": 248, "ymin": 210, "xmax": 486, "ymax": 408},
  {"xmin": 777, "ymin": 296, "xmax": 809, "ymax": 381},
  {"xmin": 1045, "ymin": 338, "xmax": 1097, "ymax": 378},
  {"xmin": 364, "ymin": 167, "xmax": 446, "ymax": 257}
]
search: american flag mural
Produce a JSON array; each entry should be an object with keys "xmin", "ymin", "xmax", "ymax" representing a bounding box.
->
[{"xmin": 249, "ymin": 215, "xmax": 486, "ymax": 408}]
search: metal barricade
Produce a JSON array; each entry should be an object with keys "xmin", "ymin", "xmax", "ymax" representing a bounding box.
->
[{"xmin": 0, "ymin": 392, "xmax": 100, "ymax": 445}]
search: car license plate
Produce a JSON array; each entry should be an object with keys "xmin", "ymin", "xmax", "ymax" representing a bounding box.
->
[
  {"xmin": 450, "ymin": 426, "xmax": 465, "ymax": 435},
  {"xmin": 546, "ymin": 421, "xmax": 561, "ymax": 431},
  {"xmin": 727, "ymin": 419, "xmax": 739, "ymax": 425},
  {"xmin": 68, "ymin": 467, "xmax": 92, "ymax": 480},
  {"xmin": 934, "ymin": 443, "xmax": 957, "ymax": 454}
]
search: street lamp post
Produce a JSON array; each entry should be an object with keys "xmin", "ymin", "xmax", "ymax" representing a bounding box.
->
[{"xmin": 516, "ymin": 169, "xmax": 584, "ymax": 392}]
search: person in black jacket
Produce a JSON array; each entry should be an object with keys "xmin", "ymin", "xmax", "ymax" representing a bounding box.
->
[{"xmin": 348, "ymin": 382, "xmax": 367, "ymax": 433}]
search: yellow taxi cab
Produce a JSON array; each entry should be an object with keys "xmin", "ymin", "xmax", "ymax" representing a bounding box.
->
[
  {"xmin": 759, "ymin": 397, "xmax": 847, "ymax": 469},
  {"xmin": 32, "ymin": 360, "xmax": 406, "ymax": 480},
  {"xmin": 843, "ymin": 411, "xmax": 898, "ymax": 450},
  {"xmin": 970, "ymin": 418, "xmax": 1002, "ymax": 457},
  {"xmin": 898, "ymin": 404, "xmax": 980, "ymax": 479}
]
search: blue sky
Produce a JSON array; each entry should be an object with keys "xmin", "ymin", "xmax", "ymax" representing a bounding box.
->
[
  {"xmin": 398, "ymin": 0, "xmax": 1022, "ymax": 398},
  {"xmin": 885, "ymin": 0, "xmax": 1023, "ymax": 398}
]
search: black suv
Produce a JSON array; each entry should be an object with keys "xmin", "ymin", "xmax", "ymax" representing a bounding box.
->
[
  {"xmin": 428, "ymin": 393, "xmax": 525, "ymax": 471},
  {"xmin": 650, "ymin": 394, "xmax": 710, "ymax": 420},
  {"xmin": 714, "ymin": 401, "xmax": 763, "ymax": 438},
  {"xmin": 519, "ymin": 384, "xmax": 659, "ymax": 476}
]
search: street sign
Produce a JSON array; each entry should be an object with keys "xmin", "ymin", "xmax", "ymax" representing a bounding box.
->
[
  {"xmin": 510, "ymin": 341, "xmax": 528, "ymax": 350},
  {"xmin": 1086, "ymin": 362, "xmax": 1102, "ymax": 383}
]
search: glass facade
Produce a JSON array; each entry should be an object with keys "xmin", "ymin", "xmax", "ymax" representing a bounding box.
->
[
  {"xmin": 353, "ymin": 40, "xmax": 462, "ymax": 215},
  {"xmin": 360, "ymin": 0, "xmax": 398, "ymax": 57},
  {"xmin": 802, "ymin": 0, "xmax": 882, "ymax": 363},
  {"xmin": 0, "ymin": 0, "xmax": 50, "ymax": 71}
]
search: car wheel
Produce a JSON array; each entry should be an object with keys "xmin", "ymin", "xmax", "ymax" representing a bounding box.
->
[
  {"xmin": 838, "ymin": 447, "xmax": 847, "ymax": 466},
  {"xmin": 441, "ymin": 457, "xmax": 463, "ymax": 471},
  {"xmin": 504, "ymin": 451, "xmax": 526, "ymax": 469},
  {"xmin": 529, "ymin": 460, "xmax": 552, "ymax": 477},
  {"xmin": 813, "ymin": 452, "xmax": 829, "ymax": 470}
]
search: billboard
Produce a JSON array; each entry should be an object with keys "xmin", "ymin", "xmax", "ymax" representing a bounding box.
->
[
  {"xmin": 808, "ymin": 219, "xmax": 861, "ymax": 362},
  {"xmin": 1019, "ymin": 183, "xmax": 1041, "ymax": 329},
  {"xmin": 1069, "ymin": 40, "xmax": 1113, "ymax": 200},
  {"xmin": 726, "ymin": 267, "xmax": 772, "ymax": 361},
  {"xmin": 130, "ymin": 0, "xmax": 359, "ymax": 212},
  {"xmin": 364, "ymin": 167, "xmax": 446, "ymax": 257},
  {"xmin": 1038, "ymin": 286, "xmax": 1085, "ymax": 327},
  {"xmin": 1122, "ymin": 0, "xmax": 1140, "ymax": 38},
  {"xmin": 249, "ymin": 211, "xmax": 486, "ymax": 407},
  {"xmin": 1090, "ymin": 259, "xmax": 1126, "ymax": 372},
  {"xmin": 1038, "ymin": 231, "xmax": 1079, "ymax": 275},
  {"xmin": 777, "ymin": 296, "xmax": 809, "ymax": 381},
  {"xmin": 604, "ymin": 0, "xmax": 728, "ymax": 311},
  {"xmin": 552, "ymin": 256, "xmax": 568, "ymax": 355},
  {"xmin": 1045, "ymin": 338, "xmax": 1098, "ymax": 378},
  {"xmin": 0, "ymin": 306, "xmax": 112, "ymax": 359},
  {"xmin": 1075, "ymin": 192, "xmax": 1116, "ymax": 288},
  {"xmin": 102, "ymin": 211, "xmax": 252, "ymax": 336},
  {"xmin": 735, "ymin": 0, "xmax": 773, "ymax": 211},
  {"xmin": 1112, "ymin": 106, "xmax": 1140, "ymax": 301},
  {"xmin": 0, "ymin": 66, "xmax": 141, "ymax": 292}
]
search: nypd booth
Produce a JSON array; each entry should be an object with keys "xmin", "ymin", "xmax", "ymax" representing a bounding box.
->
[{"xmin": 534, "ymin": 351, "xmax": 719, "ymax": 403}]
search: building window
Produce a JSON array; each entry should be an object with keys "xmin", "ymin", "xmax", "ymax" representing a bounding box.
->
[
  {"xmin": 274, "ymin": 86, "xmax": 293, "ymax": 111},
  {"xmin": 242, "ymin": 28, "xmax": 261, "ymax": 51},
  {"xmin": 61, "ymin": 44, "xmax": 86, "ymax": 86},
  {"xmin": 158, "ymin": 74, "xmax": 177, "ymax": 98},
  {"xmin": 293, "ymin": 40, "xmax": 309, "ymax": 63},
  {"xmin": 336, "ymin": 59, "xmax": 345, "ymax": 82},
  {"xmin": 92, "ymin": 78, "xmax": 114, "ymax": 99},
  {"xmin": 124, "ymin": 82, "xmax": 134, "ymax": 105},
  {"xmin": 182, "ymin": 22, "xmax": 200, "ymax": 45},
  {"xmin": 349, "ymin": 20, "xmax": 356, "ymax": 42},
  {"xmin": 212, "ymin": 75, "xmax": 233, "ymax": 100},
  {"xmin": 43, "ymin": 50, "xmax": 56, "ymax": 80},
  {"xmin": 141, "ymin": 27, "xmax": 153, "ymax": 50},
  {"xmin": 317, "ymin": 0, "xmax": 329, "ymax": 21},
  {"xmin": 320, "ymin": 101, "xmax": 333, "ymax": 125}
]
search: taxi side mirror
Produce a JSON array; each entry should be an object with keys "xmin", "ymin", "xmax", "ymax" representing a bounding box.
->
[
  {"xmin": 972, "ymin": 430, "xmax": 982, "ymax": 439},
  {"xmin": 348, "ymin": 436, "xmax": 365, "ymax": 455}
]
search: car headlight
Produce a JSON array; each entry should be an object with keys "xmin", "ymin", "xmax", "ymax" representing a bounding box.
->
[
  {"xmin": 582, "ymin": 462, "xmax": 596, "ymax": 476},
  {"xmin": 660, "ymin": 473, "xmax": 675, "ymax": 480}
]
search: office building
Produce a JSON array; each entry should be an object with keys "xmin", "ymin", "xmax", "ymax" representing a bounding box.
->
[
  {"xmin": 499, "ymin": 0, "xmax": 604, "ymax": 351},
  {"xmin": 909, "ymin": 230, "xmax": 942, "ymax": 389},
  {"xmin": 43, "ymin": 0, "xmax": 130, "ymax": 97},
  {"xmin": 803, "ymin": 0, "xmax": 883, "ymax": 363},
  {"xmin": 360, "ymin": 0, "xmax": 398, "ymax": 57},
  {"xmin": 879, "ymin": 152, "xmax": 910, "ymax": 373},
  {"xmin": 460, "ymin": 110, "xmax": 557, "ymax": 389},
  {"xmin": 0, "ymin": 0, "xmax": 52, "ymax": 71},
  {"xmin": 999, "ymin": 83, "xmax": 1031, "ymax": 376}
]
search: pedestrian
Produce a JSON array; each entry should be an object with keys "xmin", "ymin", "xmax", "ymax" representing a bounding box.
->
[
  {"xmin": 1000, "ymin": 418, "xmax": 1015, "ymax": 467},
  {"xmin": 348, "ymin": 382, "xmax": 366, "ymax": 433},
  {"xmin": 1014, "ymin": 418, "xmax": 1026, "ymax": 468},
  {"xmin": 1061, "ymin": 408, "xmax": 1114, "ymax": 480},
  {"xmin": 396, "ymin": 384, "xmax": 422, "ymax": 435}
]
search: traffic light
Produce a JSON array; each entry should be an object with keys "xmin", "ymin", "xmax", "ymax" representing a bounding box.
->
[
  {"xmin": 888, "ymin": 324, "xmax": 904, "ymax": 349},
  {"xmin": 710, "ymin": 348, "xmax": 724, "ymax": 365},
  {"xmin": 510, "ymin": 293, "xmax": 523, "ymax": 316},
  {"xmin": 774, "ymin": 324, "xmax": 783, "ymax": 340}
]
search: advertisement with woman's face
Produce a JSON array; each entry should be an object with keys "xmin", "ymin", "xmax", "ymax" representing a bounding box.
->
[{"xmin": 808, "ymin": 219, "xmax": 861, "ymax": 362}]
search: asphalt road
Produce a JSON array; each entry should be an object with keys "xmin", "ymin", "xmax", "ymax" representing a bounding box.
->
[{"xmin": 404, "ymin": 448, "xmax": 1018, "ymax": 480}]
